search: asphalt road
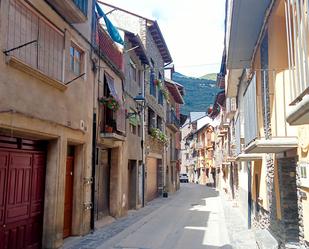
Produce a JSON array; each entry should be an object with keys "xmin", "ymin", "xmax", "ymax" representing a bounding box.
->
[{"xmin": 99, "ymin": 184, "xmax": 232, "ymax": 249}]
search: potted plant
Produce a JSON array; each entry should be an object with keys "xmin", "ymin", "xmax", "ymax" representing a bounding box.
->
[
  {"xmin": 163, "ymin": 186, "xmax": 168, "ymax": 198},
  {"xmin": 99, "ymin": 96, "xmax": 120, "ymax": 111},
  {"xmin": 105, "ymin": 125, "xmax": 113, "ymax": 133},
  {"xmin": 150, "ymin": 128, "xmax": 168, "ymax": 144},
  {"xmin": 154, "ymin": 79, "xmax": 161, "ymax": 86}
]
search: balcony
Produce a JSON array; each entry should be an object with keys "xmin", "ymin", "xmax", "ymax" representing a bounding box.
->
[
  {"xmin": 46, "ymin": 0, "xmax": 88, "ymax": 23},
  {"xmin": 97, "ymin": 27, "xmax": 123, "ymax": 70},
  {"xmin": 285, "ymin": 0, "xmax": 309, "ymax": 125},
  {"xmin": 234, "ymin": 114, "xmax": 243, "ymax": 155},
  {"xmin": 244, "ymin": 71, "xmax": 298, "ymax": 154},
  {"xmin": 166, "ymin": 110, "xmax": 180, "ymax": 132},
  {"xmin": 99, "ymin": 105, "xmax": 125, "ymax": 147}
]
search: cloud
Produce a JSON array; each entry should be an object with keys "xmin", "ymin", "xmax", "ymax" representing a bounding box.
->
[{"xmin": 104, "ymin": 0, "xmax": 225, "ymax": 77}]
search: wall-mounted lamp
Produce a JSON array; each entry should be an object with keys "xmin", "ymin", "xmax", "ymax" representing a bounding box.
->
[{"xmin": 126, "ymin": 93, "xmax": 146, "ymax": 119}]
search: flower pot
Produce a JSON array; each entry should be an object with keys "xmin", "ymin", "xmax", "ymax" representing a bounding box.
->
[{"xmin": 105, "ymin": 126, "xmax": 113, "ymax": 133}]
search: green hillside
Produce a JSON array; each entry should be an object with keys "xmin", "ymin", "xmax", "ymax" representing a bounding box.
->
[{"xmin": 172, "ymin": 72, "xmax": 220, "ymax": 115}]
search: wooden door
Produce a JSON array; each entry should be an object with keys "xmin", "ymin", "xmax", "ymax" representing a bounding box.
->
[
  {"xmin": 146, "ymin": 158, "xmax": 157, "ymax": 202},
  {"xmin": 0, "ymin": 150, "xmax": 45, "ymax": 249},
  {"xmin": 63, "ymin": 156, "xmax": 74, "ymax": 238},
  {"xmin": 97, "ymin": 149, "xmax": 110, "ymax": 218},
  {"xmin": 128, "ymin": 160, "xmax": 137, "ymax": 210}
]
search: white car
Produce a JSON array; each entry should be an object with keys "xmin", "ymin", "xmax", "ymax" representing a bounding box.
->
[{"xmin": 179, "ymin": 173, "xmax": 189, "ymax": 183}]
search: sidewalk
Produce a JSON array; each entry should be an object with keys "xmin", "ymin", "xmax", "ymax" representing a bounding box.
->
[{"xmin": 220, "ymin": 192, "xmax": 258, "ymax": 249}]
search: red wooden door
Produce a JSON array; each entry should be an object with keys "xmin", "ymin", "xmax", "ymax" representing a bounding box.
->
[
  {"xmin": 0, "ymin": 150, "xmax": 45, "ymax": 249},
  {"xmin": 63, "ymin": 156, "xmax": 74, "ymax": 238}
]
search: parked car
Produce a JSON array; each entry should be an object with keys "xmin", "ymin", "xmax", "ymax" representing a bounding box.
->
[{"xmin": 179, "ymin": 173, "xmax": 189, "ymax": 183}]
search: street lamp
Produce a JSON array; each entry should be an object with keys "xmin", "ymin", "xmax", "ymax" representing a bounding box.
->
[{"xmin": 126, "ymin": 93, "xmax": 146, "ymax": 118}]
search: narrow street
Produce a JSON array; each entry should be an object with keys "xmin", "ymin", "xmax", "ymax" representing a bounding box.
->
[{"xmin": 64, "ymin": 184, "xmax": 257, "ymax": 249}]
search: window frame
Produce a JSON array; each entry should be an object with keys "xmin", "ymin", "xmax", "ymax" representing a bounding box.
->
[{"xmin": 70, "ymin": 43, "xmax": 83, "ymax": 76}]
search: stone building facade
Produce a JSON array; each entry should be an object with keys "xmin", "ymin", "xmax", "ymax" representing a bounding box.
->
[
  {"xmin": 165, "ymin": 79, "xmax": 184, "ymax": 193},
  {"xmin": 215, "ymin": 0, "xmax": 309, "ymax": 248},
  {"xmin": 0, "ymin": 0, "xmax": 94, "ymax": 248},
  {"xmin": 103, "ymin": 3, "xmax": 173, "ymax": 202}
]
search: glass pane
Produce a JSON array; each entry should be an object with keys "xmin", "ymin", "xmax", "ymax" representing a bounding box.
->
[
  {"xmin": 70, "ymin": 47, "xmax": 74, "ymax": 56},
  {"xmin": 74, "ymin": 60, "xmax": 80, "ymax": 75},
  {"xmin": 70, "ymin": 55, "xmax": 74, "ymax": 72},
  {"xmin": 76, "ymin": 50, "xmax": 81, "ymax": 60}
]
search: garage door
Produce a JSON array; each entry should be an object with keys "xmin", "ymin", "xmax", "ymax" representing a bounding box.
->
[
  {"xmin": 146, "ymin": 157, "xmax": 157, "ymax": 202},
  {"xmin": 0, "ymin": 137, "xmax": 46, "ymax": 249}
]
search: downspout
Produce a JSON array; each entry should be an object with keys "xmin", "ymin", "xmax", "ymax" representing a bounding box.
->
[
  {"xmin": 90, "ymin": 0, "xmax": 97, "ymax": 231},
  {"xmin": 142, "ymin": 64, "xmax": 146, "ymax": 207},
  {"xmin": 248, "ymin": 161, "xmax": 252, "ymax": 229}
]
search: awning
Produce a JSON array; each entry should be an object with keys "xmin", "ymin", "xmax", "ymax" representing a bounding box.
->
[
  {"xmin": 105, "ymin": 73, "xmax": 125, "ymax": 133},
  {"xmin": 105, "ymin": 73, "xmax": 121, "ymax": 103}
]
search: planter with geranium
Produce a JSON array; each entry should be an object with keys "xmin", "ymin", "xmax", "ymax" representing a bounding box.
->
[
  {"xmin": 154, "ymin": 79, "xmax": 161, "ymax": 86},
  {"xmin": 150, "ymin": 128, "xmax": 168, "ymax": 144},
  {"xmin": 99, "ymin": 96, "xmax": 120, "ymax": 111}
]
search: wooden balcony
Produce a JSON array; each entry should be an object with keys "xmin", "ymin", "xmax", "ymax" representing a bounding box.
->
[{"xmin": 46, "ymin": 0, "xmax": 88, "ymax": 23}]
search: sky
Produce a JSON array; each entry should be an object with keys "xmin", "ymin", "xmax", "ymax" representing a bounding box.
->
[{"xmin": 102, "ymin": 0, "xmax": 226, "ymax": 78}]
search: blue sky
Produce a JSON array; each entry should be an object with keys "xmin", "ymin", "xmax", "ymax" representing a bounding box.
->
[{"xmin": 102, "ymin": 0, "xmax": 226, "ymax": 78}]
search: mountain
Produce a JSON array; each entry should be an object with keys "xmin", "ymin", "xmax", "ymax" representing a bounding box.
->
[
  {"xmin": 200, "ymin": 73, "xmax": 217, "ymax": 81},
  {"xmin": 172, "ymin": 72, "xmax": 220, "ymax": 115}
]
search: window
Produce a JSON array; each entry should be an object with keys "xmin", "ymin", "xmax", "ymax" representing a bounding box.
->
[
  {"xmin": 148, "ymin": 108, "xmax": 156, "ymax": 133},
  {"xmin": 150, "ymin": 69, "xmax": 156, "ymax": 97},
  {"xmin": 130, "ymin": 123, "xmax": 136, "ymax": 134},
  {"xmin": 70, "ymin": 45, "xmax": 83, "ymax": 75},
  {"xmin": 129, "ymin": 59, "xmax": 137, "ymax": 82},
  {"xmin": 138, "ymin": 70, "xmax": 142, "ymax": 88},
  {"xmin": 157, "ymin": 116, "xmax": 162, "ymax": 131},
  {"xmin": 158, "ymin": 90, "xmax": 163, "ymax": 105}
]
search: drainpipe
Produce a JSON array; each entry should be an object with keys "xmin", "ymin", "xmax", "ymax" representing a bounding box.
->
[
  {"xmin": 91, "ymin": 112, "xmax": 97, "ymax": 230},
  {"xmin": 248, "ymin": 161, "xmax": 252, "ymax": 229},
  {"xmin": 90, "ymin": 0, "xmax": 97, "ymax": 231},
  {"xmin": 141, "ymin": 64, "xmax": 146, "ymax": 207}
]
